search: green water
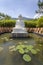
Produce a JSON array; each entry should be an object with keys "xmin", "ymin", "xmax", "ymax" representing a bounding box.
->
[{"xmin": 0, "ymin": 33, "xmax": 43, "ymax": 65}]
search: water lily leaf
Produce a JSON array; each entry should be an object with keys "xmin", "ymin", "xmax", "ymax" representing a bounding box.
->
[
  {"xmin": 31, "ymin": 49, "xmax": 37, "ymax": 54},
  {"xmin": 36, "ymin": 49, "xmax": 40, "ymax": 52},
  {"xmin": 19, "ymin": 49, "xmax": 24, "ymax": 54},
  {"xmin": 23, "ymin": 54, "xmax": 31, "ymax": 62},
  {"xmin": 9, "ymin": 46, "xmax": 17, "ymax": 52},
  {"xmin": 9, "ymin": 46, "xmax": 15, "ymax": 50},
  {"xmin": 24, "ymin": 49, "xmax": 29, "ymax": 53},
  {"xmin": 26, "ymin": 45, "xmax": 33, "ymax": 50},
  {"xmin": 20, "ymin": 45, "xmax": 26, "ymax": 48},
  {"xmin": 16, "ymin": 45, "xmax": 22, "ymax": 50},
  {"xmin": 39, "ymin": 44, "xmax": 42, "ymax": 46},
  {"xmin": 16, "ymin": 45, "xmax": 25, "ymax": 50},
  {"xmin": 3, "ymin": 37, "xmax": 9, "ymax": 42},
  {"xmin": 9, "ymin": 48, "xmax": 16, "ymax": 52}
]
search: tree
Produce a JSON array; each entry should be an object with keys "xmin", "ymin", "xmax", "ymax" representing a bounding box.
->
[
  {"xmin": 0, "ymin": 13, "xmax": 5, "ymax": 17},
  {"xmin": 4, "ymin": 15, "xmax": 11, "ymax": 20},
  {"xmin": 37, "ymin": 16, "xmax": 43, "ymax": 27}
]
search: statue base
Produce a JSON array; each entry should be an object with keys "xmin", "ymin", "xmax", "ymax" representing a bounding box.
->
[{"xmin": 11, "ymin": 33, "xmax": 28, "ymax": 38}]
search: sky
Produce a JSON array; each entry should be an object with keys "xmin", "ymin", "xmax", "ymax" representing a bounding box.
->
[{"xmin": 0, "ymin": 0, "xmax": 38, "ymax": 18}]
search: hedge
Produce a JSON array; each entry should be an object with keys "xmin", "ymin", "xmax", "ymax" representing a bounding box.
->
[{"xmin": 0, "ymin": 16, "xmax": 43, "ymax": 27}]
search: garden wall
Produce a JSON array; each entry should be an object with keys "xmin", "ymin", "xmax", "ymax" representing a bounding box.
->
[{"xmin": 0, "ymin": 27, "xmax": 43, "ymax": 35}]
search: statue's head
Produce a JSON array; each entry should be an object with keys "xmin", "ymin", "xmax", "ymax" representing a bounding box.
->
[{"xmin": 18, "ymin": 14, "xmax": 23, "ymax": 20}]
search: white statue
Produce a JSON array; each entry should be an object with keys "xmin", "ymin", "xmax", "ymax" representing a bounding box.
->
[
  {"xmin": 11, "ymin": 15, "xmax": 28, "ymax": 37},
  {"xmin": 15, "ymin": 15, "xmax": 25, "ymax": 28}
]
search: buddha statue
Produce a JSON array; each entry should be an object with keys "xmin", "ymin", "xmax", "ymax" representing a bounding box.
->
[{"xmin": 11, "ymin": 15, "xmax": 28, "ymax": 37}]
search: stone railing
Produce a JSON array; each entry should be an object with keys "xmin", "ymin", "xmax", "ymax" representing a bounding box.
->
[
  {"xmin": 0, "ymin": 27, "xmax": 43, "ymax": 35},
  {"xmin": 27, "ymin": 28, "xmax": 43, "ymax": 35},
  {"xmin": 0, "ymin": 27, "xmax": 13, "ymax": 33}
]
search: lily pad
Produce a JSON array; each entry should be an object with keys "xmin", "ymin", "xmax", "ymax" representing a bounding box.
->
[
  {"xmin": 19, "ymin": 49, "xmax": 24, "ymax": 54},
  {"xmin": 23, "ymin": 54, "xmax": 31, "ymax": 62},
  {"xmin": 24, "ymin": 49, "xmax": 29, "ymax": 53},
  {"xmin": 36, "ymin": 49, "xmax": 40, "ymax": 52},
  {"xmin": 3, "ymin": 37, "xmax": 9, "ymax": 42},
  {"xmin": 31, "ymin": 49, "xmax": 37, "ymax": 54},
  {"xmin": 26, "ymin": 45, "xmax": 33, "ymax": 50},
  {"xmin": 20, "ymin": 45, "xmax": 26, "ymax": 48},
  {"xmin": 9, "ymin": 46, "xmax": 15, "ymax": 50},
  {"xmin": 9, "ymin": 46, "xmax": 17, "ymax": 52},
  {"xmin": 39, "ymin": 44, "xmax": 42, "ymax": 46},
  {"xmin": 9, "ymin": 48, "xmax": 17, "ymax": 52},
  {"xmin": 16, "ymin": 45, "xmax": 22, "ymax": 50},
  {"xmin": 16, "ymin": 45, "xmax": 25, "ymax": 50}
]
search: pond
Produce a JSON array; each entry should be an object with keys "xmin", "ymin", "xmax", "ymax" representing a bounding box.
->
[{"xmin": 0, "ymin": 33, "xmax": 43, "ymax": 65}]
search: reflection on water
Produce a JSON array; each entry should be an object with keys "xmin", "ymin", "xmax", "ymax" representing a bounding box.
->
[{"xmin": 0, "ymin": 33, "xmax": 43, "ymax": 65}]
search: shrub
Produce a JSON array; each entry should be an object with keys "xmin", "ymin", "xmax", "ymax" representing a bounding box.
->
[
  {"xmin": 0, "ymin": 17, "xmax": 43, "ymax": 27},
  {"xmin": 24, "ymin": 20, "xmax": 36, "ymax": 28},
  {"xmin": 0, "ymin": 19, "xmax": 16, "ymax": 27}
]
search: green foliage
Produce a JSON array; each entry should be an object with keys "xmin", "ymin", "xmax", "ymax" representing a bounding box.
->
[
  {"xmin": 38, "ymin": 2, "xmax": 43, "ymax": 6},
  {"xmin": 36, "ymin": 16, "xmax": 43, "ymax": 27},
  {"xmin": 24, "ymin": 20, "xmax": 36, "ymax": 28},
  {"xmin": 0, "ymin": 16, "xmax": 43, "ymax": 27},
  {"xmin": 0, "ymin": 12, "xmax": 11, "ymax": 19},
  {"xmin": 24, "ymin": 17, "xmax": 43, "ymax": 27},
  {"xmin": 0, "ymin": 19, "xmax": 16, "ymax": 27},
  {"xmin": 0, "ymin": 13, "xmax": 5, "ymax": 17}
]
